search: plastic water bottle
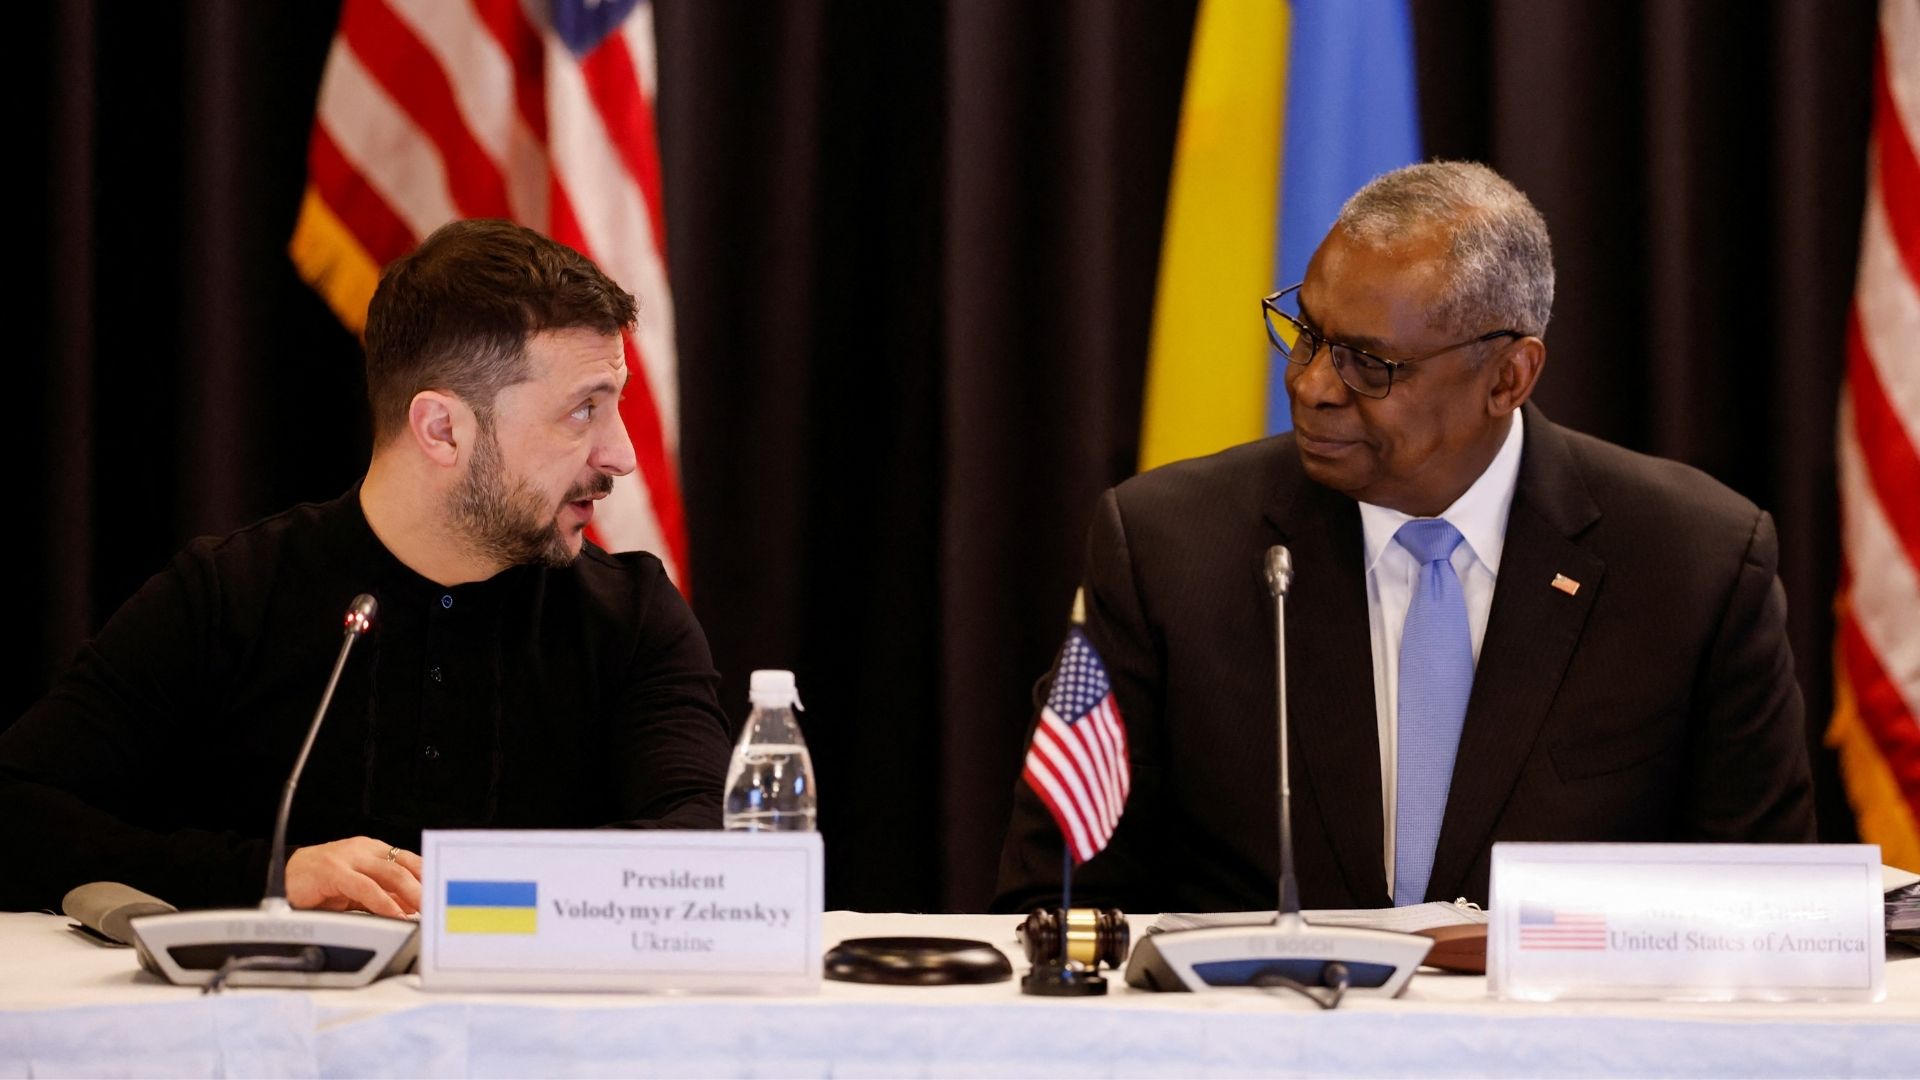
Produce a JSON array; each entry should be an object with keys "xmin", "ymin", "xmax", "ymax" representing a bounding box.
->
[{"xmin": 722, "ymin": 670, "xmax": 817, "ymax": 831}]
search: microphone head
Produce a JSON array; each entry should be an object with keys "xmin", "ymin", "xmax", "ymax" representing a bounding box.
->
[
  {"xmin": 343, "ymin": 593, "xmax": 378, "ymax": 636},
  {"xmin": 1265, "ymin": 545, "xmax": 1293, "ymax": 596}
]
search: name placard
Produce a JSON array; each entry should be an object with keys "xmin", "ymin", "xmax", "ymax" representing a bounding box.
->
[
  {"xmin": 419, "ymin": 829, "xmax": 823, "ymax": 992},
  {"xmin": 1488, "ymin": 843, "xmax": 1883, "ymax": 1003}
]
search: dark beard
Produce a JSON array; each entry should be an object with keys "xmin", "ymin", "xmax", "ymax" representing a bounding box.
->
[{"xmin": 449, "ymin": 424, "xmax": 610, "ymax": 569}]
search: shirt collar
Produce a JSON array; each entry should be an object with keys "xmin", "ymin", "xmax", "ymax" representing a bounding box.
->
[
  {"xmin": 331, "ymin": 481, "xmax": 522, "ymax": 610},
  {"xmin": 1358, "ymin": 408, "xmax": 1526, "ymax": 575}
]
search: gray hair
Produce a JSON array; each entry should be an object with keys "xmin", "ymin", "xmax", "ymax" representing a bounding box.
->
[{"xmin": 1334, "ymin": 161, "xmax": 1554, "ymax": 338}]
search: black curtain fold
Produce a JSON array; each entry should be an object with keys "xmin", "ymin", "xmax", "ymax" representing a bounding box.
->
[
  {"xmin": 659, "ymin": 1, "xmax": 1193, "ymax": 909},
  {"xmin": 935, "ymin": 2, "xmax": 1196, "ymax": 910},
  {"xmin": 1413, "ymin": 0, "xmax": 1874, "ymax": 843},
  {"xmin": 656, "ymin": 4, "xmax": 954, "ymax": 909},
  {"xmin": 21, "ymin": 0, "xmax": 1874, "ymax": 913}
]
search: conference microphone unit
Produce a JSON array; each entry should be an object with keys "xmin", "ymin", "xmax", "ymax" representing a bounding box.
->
[
  {"xmin": 1125, "ymin": 546, "xmax": 1432, "ymax": 1003},
  {"xmin": 63, "ymin": 881, "xmax": 176, "ymax": 945},
  {"xmin": 126, "ymin": 594, "xmax": 420, "ymax": 991}
]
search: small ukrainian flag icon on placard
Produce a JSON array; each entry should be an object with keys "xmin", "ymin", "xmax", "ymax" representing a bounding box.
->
[{"xmin": 445, "ymin": 880, "xmax": 538, "ymax": 934}]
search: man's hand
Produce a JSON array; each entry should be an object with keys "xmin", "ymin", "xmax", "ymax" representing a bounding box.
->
[{"xmin": 285, "ymin": 836, "xmax": 424, "ymax": 916}]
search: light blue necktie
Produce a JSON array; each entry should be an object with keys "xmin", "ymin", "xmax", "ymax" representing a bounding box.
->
[{"xmin": 1393, "ymin": 519, "xmax": 1474, "ymax": 907}]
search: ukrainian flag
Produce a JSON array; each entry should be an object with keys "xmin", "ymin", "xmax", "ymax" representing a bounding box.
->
[
  {"xmin": 444, "ymin": 880, "xmax": 538, "ymax": 934},
  {"xmin": 1140, "ymin": 0, "xmax": 1421, "ymax": 469}
]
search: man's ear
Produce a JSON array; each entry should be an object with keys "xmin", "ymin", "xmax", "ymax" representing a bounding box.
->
[
  {"xmin": 406, "ymin": 391, "xmax": 474, "ymax": 468},
  {"xmin": 1488, "ymin": 336, "xmax": 1546, "ymax": 417}
]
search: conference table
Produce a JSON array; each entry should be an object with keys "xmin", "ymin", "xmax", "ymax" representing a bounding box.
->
[{"xmin": 3, "ymin": 911, "xmax": 1916, "ymax": 1077}]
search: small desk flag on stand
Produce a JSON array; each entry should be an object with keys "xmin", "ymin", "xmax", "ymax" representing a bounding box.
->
[
  {"xmin": 1021, "ymin": 593, "xmax": 1132, "ymax": 866},
  {"xmin": 1019, "ymin": 589, "xmax": 1131, "ymax": 996}
]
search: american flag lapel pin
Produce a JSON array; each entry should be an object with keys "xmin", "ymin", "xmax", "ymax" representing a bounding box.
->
[{"xmin": 1551, "ymin": 573, "xmax": 1580, "ymax": 596}]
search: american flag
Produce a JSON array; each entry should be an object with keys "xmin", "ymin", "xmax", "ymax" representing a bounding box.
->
[
  {"xmin": 1517, "ymin": 904, "xmax": 1608, "ymax": 951},
  {"xmin": 289, "ymin": 0, "xmax": 688, "ymax": 586},
  {"xmin": 1830, "ymin": 0, "xmax": 1920, "ymax": 875},
  {"xmin": 1022, "ymin": 627, "xmax": 1131, "ymax": 864}
]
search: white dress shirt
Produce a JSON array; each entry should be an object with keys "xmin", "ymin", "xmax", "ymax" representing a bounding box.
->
[{"xmin": 1357, "ymin": 409, "xmax": 1525, "ymax": 898}]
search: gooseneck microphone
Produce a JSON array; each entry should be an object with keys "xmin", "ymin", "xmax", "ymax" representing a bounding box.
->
[
  {"xmin": 1266, "ymin": 546, "xmax": 1300, "ymax": 919},
  {"xmin": 264, "ymin": 594, "xmax": 377, "ymax": 902},
  {"xmin": 126, "ymin": 594, "xmax": 420, "ymax": 991},
  {"xmin": 1125, "ymin": 546, "xmax": 1434, "ymax": 1001}
]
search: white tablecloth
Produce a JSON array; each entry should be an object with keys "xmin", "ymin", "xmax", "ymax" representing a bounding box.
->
[{"xmin": 2, "ymin": 911, "xmax": 1917, "ymax": 1077}]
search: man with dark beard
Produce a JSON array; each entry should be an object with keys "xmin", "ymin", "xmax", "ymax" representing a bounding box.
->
[{"xmin": 0, "ymin": 220, "xmax": 731, "ymax": 914}]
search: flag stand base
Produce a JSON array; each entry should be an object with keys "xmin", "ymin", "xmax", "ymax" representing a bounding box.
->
[{"xmin": 1021, "ymin": 963, "xmax": 1107, "ymax": 996}]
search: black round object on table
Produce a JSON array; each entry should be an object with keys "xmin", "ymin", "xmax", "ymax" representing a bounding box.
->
[{"xmin": 823, "ymin": 937, "xmax": 1014, "ymax": 985}]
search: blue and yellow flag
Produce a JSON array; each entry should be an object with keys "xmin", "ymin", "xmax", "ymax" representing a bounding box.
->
[
  {"xmin": 1140, "ymin": 0, "xmax": 1422, "ymax": 469},
  {"xmin": 444, "ymin": 880, "xmax": 538, "ymax": 935}
]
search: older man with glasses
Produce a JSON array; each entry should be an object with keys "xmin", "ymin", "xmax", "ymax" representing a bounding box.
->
[{"xmin": 997, "ymin": 161, "xmax": 1814, "ymax": 916}]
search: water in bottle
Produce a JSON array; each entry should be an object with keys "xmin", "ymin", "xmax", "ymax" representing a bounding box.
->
[{"xmin": 723, "ymin": 669, "xmax": 817, "ymax": 831}]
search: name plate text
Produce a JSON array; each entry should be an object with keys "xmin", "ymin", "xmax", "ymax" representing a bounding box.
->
[
  {"xmin": 420, "ymin": 829, "xmax": 823, "ymax": 992},
  {"xmin": 1488, "ymin": 843, "xmax": 1883, "ymax": 1003}
]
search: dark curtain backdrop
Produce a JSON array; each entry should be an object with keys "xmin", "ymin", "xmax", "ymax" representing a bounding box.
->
[{"xmin": 19, "ymin": 1, "xmax": 1875, "ymax": 912}]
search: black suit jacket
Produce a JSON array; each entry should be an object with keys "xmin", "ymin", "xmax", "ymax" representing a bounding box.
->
[{"xmin": 995, "ymin": 405, "xmax": 1815, "ymax": 913}]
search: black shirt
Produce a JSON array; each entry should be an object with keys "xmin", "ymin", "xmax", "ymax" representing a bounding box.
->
[{"xmin": 0, "ymin": 488, "xmax": 733, "ymax": 910}]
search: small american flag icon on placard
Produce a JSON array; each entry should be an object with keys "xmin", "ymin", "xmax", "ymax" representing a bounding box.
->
[{"xmin": 1518, "ymin": 904, "xmax": 1608, "ymax": 950}]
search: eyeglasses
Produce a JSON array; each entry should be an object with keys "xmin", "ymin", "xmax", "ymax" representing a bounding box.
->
[{"xmin": 1262, "ymin": 284, "xmax": 1520, "ymax": 400}]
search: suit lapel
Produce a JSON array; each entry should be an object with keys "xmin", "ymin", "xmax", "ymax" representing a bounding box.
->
[
  {"xmin": 1428, "ymin": 407, "xmax": 1603, "ymax": 900},
  {"xmin": 1265, "ymin": 461, "xmax": 1388, "ymax": 907}
]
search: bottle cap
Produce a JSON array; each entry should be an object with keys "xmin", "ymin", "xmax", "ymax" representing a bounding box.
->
[{"xmin": 749, "ymin": 669, "xmax": 802, "ymax": 710}]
